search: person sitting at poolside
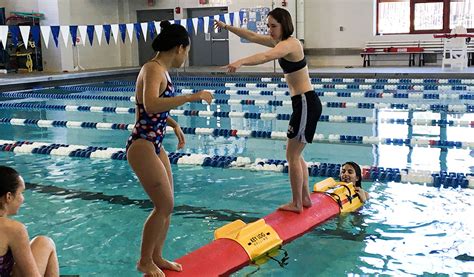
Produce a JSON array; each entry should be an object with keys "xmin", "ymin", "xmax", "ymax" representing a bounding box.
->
[
  {"xmin": 0, "ymin": 165, "xmax": 59, "ymax": 277},
  {"xmin": 340, "ymin": 162, "xmax": 369, "ymax": 203}
]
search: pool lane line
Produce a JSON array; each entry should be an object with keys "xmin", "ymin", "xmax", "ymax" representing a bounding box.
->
[
  {"xmin": 2, "ymin": 87, "xmax": 474, "ymax": 104},
  {"xmin": 1, "ymin": 118, "xmax": 473, "ymax": 148},
  {"xmin": 52, "ymin": 85, "xmax": 474, "ymax": 101},
  {"xmin": 0, "ymin": 104, "xmax": 473, "ymax": 125},
  {"xmin": 105, "ymin": 77, "xmax": 474, "ymax": 85},
  {"xmin": 1, "ymin": 140, "xmax": 472, "ymax": 189},
  {"xmin": 68, "ymin": 78, "xmax": 474, "ymax": 91}
]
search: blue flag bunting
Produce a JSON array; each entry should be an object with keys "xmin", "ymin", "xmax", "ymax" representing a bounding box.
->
[
  {"xmin": 187, "ymin": 18, "xmax": 193, "ymax": 35},
  {"xmin": 133, "ymin": 23, "xmax": 142, "ymax": 41},
  {"xmin": 86, "ymin": 25, "xmax": 94, "ymax": 46},
  {"xmin": 230, "ymin": 12, "xmax": 234, "ymax": 26},
  {"xmin": 198, "ymin": 17, "xmax": 204, "ymax": 33},
  {"xmin": 103, "ymin": 24, "xmax": 111, "ymax": 44},
  {"xmin": 70, "ymin": 25, "xmax": 78, "ymax": 46},
  {"xmin": 2, "ymin": 11, "xmax": 251, "ymax": 48},
  {"xmin": 31, "ymin": 25, "xmax": 40, "ymax": 47},
  {"xmin": 208, "ymin": 16, "xmax": 214, "ymax": 31},
  {"xmin": 9, "ymin": 26, "xmax": 19, "ymax": 46},
  {"xmin": 148, "ymin": 21, "xmax": 156, "ymax": 39},
  {"xmin": 50, "ymin": 25, "xmax": 60, "ymax": 47},
  {"xmin": 119, "ymin": 24, "xmax": 126, "ymax": 43}
]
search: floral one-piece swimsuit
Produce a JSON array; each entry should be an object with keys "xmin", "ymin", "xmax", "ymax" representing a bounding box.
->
[{"xmin": 126, "ymin": 70, "xmax": 175, "ymax": 155}]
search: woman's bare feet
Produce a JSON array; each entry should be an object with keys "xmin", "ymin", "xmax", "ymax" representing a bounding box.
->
[
  {"xmin": 154, "ymin": 257, "xmax": 183, "ymax": 272},
  {"xmin": 303, "ymin": 197, "xmax": 313, "ymax": 208},
  {"xmin": 278, "ymin": 202, "xmax": 303, "ymax": 213},
  {"xmin": 137, "ymin": 259, "xmax": 164, "ymax": 277}
]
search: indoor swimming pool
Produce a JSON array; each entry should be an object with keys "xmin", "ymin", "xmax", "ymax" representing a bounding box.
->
[{"xmin": 0, "ymin": 74, "xmax": 473, "ymax": 276}]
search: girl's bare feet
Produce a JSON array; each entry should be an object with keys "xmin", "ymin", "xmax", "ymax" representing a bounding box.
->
[
  {"xmin": 154, "ymin": 257, "xmax": 183, "ymax": 272},
  {"xmin": 137, "ymin": 259, "xmax": 164, "ymax": 277},
  {"xmin": 303, "ymin": 197, "xmax": 313, "ymax": 208},
  {"xmin": 278, "ymin": 202, "xmax": 303, "ymax": 213}
]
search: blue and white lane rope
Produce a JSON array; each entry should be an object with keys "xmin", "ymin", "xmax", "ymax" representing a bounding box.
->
[
  {"xmin": 179, "ymin": 89, "xmax": 474, "ymax": 101},
  {"xmin": 188, "ymin": 77, "xmax": 474, "ymax": 86},
  {"xmin": 179, "ymin": 89, "xmax": 474, "ymax": 104},
  {"xmin": 1, "ymin": 103, "xmax": 473, "ymax": 127},
  {"xmin": 2, "ymin": 87, "xmax": 473, "ymax": 103},
  {"xmin": 0, "ymin": 103, "xmax": 135, "ymax": 114},
  {"xmin": 220, "ymin": 82, "xmax": 474, "ymax": 91},
  {"xmin": 1, "ymin": 117, "xmax": 474, "ymax": 149},
  {"xmin": 56, "ymin": 83, "xmax": 474, "ymax": 98},
  {"xmin": 0, "ymin": 97, "xmax": 469, "ymax": 115},
  {"xmin": 1, "ymin": 91, "xmax": 473, "ymax": 113},
  {"xmin": 0, "ymin": 139, "xmax": 472, "ymax": 189},
  {"xmin": 15, "ymin": 85, "xmax": 474, "ymax": 101},
  {"xmin": 0, "ymin": 91, "xmax": 135, "ymax": 102},
  {"xmin": 0, "ymin": 103, "xmax": 377, "ymax": 124},
  {"xmin": 61, "ymin": 82, "xmax": 474, "ymax": 92},
  {"xmin": 197, "ymin": 81, "xmax": 474, "ymax": 91},
  {"xmin": 98, "ymin": 79, "xmax": 474, "ymax": 91},
  {"xmin": 105, "ymin": 77, "xmax": 474, "ymax": 85}
]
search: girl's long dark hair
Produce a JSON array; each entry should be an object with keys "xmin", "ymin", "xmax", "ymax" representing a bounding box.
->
[
  {"xmin": 0, "ymin": 166, "xmax": 21, "ymax": 208},
  {"xmin": 341, "ymin": 162, "xmax": 362, "ymax": 188}
]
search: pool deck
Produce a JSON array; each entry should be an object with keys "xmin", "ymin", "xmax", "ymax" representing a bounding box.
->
[{"xmin": 1, "ymin": 65, "xmax": 474, "ymax": 91}]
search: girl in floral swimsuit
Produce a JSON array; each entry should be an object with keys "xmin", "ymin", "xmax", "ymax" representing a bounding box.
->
[
  {"xmin": 126, "ymin": 69, "xmax": 175, "ymax": 155},
  {"xmin": 126, "ymin": 21, "xmax": 213, "ymax": 277}
]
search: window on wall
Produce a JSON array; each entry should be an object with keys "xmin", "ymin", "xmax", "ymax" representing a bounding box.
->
[
  {"xmin": 377, "ymin": 0, "xmax": 474, "ymax": 34},
  {"xmin": 450, "ymin": 0, "xmax": 474, "ymax": 28},
  {"xmin": 413, "ymin": 1, "xmax": 444, "ymax": 31},
  {"xmin": 378, "ymin": 0, "xmax": 410, "ymax": 34}
]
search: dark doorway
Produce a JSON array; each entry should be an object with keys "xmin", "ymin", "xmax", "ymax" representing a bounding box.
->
[
  {"xmin": 188, "ymin": 7, "xmax": 229, "ymax": 66},
  {"xmin": 136, "ymin": 9, "xmax": 174, "ymax": 65}
]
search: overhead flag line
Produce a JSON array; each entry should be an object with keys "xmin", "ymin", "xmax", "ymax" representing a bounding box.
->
[{"xmin": 0, "ymin": 11, "xmax": 245, "ymax": 49}]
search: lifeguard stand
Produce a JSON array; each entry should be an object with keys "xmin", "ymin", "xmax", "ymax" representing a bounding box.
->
[{"xmin": 442, "ymin": 26, "xmax": 469, "ymax": 70}]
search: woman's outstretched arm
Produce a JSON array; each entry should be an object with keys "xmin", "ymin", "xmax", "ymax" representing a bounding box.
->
[
  {"xmin": 224, "ymin": 39, "xmax": 292, "ymax": 72},
  {"xmin": 214, "ymin": 20, "xmax": 275, "ymax": 48}
]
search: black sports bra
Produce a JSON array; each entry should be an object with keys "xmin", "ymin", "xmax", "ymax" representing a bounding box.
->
[{"xmin": 278, "ymin": 56, "xmax": 307, "ymax": 74}]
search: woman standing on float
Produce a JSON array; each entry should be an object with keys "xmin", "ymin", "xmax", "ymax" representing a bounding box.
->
[
  {"xmin": 215, "ymin": 8, "xmax": 322, "ymax": 213},
  {"xmin": 126, "ymin": 21, "xmax": 213, "ymax": 276}
]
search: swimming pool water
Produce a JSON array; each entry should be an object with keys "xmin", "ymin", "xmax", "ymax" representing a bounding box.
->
[
  {"xmin": 0, "ymin": 76, "xmax": 473, "ymax": 276},
  {"xmin": 1, "ymin": 152, "xmax": 473, "ymax": 276}
]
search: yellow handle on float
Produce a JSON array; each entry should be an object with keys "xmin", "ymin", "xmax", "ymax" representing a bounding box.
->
[{"xmin": 214, "ymin": 219, "xmax": 282, "ymax": 261}]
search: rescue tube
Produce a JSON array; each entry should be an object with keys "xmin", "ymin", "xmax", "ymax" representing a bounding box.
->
[{"xmin": 162, "ymin": 178, "xmax": 361, "ymax": 276}]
